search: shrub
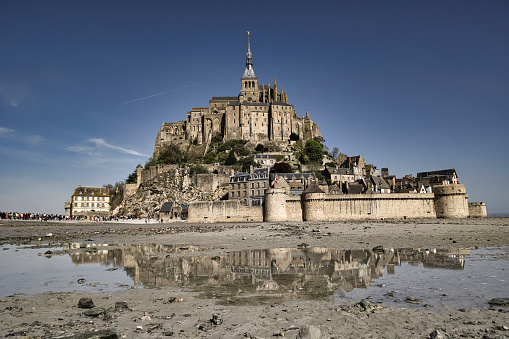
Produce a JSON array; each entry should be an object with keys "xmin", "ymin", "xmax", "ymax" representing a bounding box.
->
[{"xmin": 271, "ymin": 162, "xmax": 293, "ymax": 173}]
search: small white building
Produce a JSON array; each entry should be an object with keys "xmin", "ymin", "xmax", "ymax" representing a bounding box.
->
[
  {"xmin": 71, "ymin": 185, "xmax": 110, "ymax": 217},
  {"xmin": 248, "ymin": 154, "xmax": 277, "ymax": 168}
]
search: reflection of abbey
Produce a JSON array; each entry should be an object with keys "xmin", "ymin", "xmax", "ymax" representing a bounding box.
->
[
  {"xmin": 66, "ymin": 243, "xmax": 468, "ymax": 303},
  {"xmin": 153, "ymin": 32, "xmax": 320, "ymax": 158}
]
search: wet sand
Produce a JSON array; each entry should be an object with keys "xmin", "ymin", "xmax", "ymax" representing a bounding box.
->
[{"xmin": 0, "ymin": 218, "xmax": 508, "ymax": 338}]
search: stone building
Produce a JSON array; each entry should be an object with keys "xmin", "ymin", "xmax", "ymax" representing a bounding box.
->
[
  {"xmin": 70, "ymin": 185, "xmax": 110, "ymax": 218},
  {"xmin": 249, "ymin": 154, "xmax": 276, "ymax": 168},
  {"xmin": 229, "ymin": 167, "xmax": 269, "ymax": 206},
  {"xmin": 153, "ymin": 33, "xmax": 321, "ymax": 158}
]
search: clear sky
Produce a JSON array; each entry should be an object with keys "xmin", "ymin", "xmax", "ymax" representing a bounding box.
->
[{"xmin": 1, "ymin": 1, "xmax": 508, "ymax": 215}]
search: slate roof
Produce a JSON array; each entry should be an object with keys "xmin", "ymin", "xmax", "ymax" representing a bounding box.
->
[
  {"xmin": 347, "ymin": 183, "xmax": 364, "ymax": 194},
  {"xmin": 160, "ymin": 202, "xmax": 174, "ymax": 212},
  {"xmin": 73, "ymin": 186, "xmax": 109, "ymax": 197},
  {"xmin": 211, "ymin": 97, "xmax": 238, "ymax": 101},
  {"xmin": 302, "ymin": 182, "xmax": 325, "ymax": 194},
  {"xmin": 417, "ymin": 169, "xmax": 457, "ymax": 178}
]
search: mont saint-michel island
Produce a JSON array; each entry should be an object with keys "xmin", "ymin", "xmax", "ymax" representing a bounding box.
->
[
  {"xmin": 1, "ymin": 4, "xmax": 508, "ymax": 337},
  {"xmin": 61, "ymin": 34, "xmax": 487, "ymax": 223}
]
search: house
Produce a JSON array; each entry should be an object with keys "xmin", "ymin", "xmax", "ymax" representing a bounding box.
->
[
  {"xmin": 229, "ymin": 167, "xmax": 269, "ymax": 205},
  {"xmin": 160, "ymin": 202, "xmax": 182, "ymax": 221},
  {"xmin": 328, "ymin": 167, "xmax": 355, "ymax": 185},
  {"xmin": 270, "ymin": 172, "xmax": 317, "ymax": 196},
  {"xmin": 248, "ymin": 154, "xmax": 277, "ymax": 168},
  {"xmin": 416, "ymin": 169, "xmax": 458, "ymax": 185},
  {"xmin": 371, "ymin": 176, "xmax": 391, "ymax": 193},
  {"xmin": 70, "ymin": 185, "xmax": 110, "ymax": 218}
]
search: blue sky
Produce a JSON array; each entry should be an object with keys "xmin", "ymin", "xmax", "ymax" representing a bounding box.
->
[{"xmin": 1, "ymin": 1, "xmax": 508, "ymax": 215}]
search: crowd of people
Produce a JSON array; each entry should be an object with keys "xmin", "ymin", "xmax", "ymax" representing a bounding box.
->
[
  {"xmin": 0, "ymin": 212, "xmax": 67, "ymax": 221},
  {"xmin": 0, "ymin": 212, "xmax": 150, "ymax": 223}
]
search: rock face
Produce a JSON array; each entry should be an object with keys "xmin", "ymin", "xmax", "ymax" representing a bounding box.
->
[{"xmin": 114, "ymin": 166, "xmax": 229, "ymax": 218}]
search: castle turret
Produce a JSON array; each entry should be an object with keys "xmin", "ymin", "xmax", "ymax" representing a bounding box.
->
[
  {"xmin": 433, "ymin": 184, "xmax": 469, "ymax": 218},
  {"xmin": 136, "ymin": 163, "xmax": 143, "ymax": 188},
  {"xmin": 301, "ymin": 183, "xmax": 326, "ymax": 221},
  {"xmin": 264, "ymin": 188, "xmax": 287, "ymax": 221}
]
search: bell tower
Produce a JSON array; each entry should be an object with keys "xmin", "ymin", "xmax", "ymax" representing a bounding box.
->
[{"xmin": 240, "ymin": 31, "xmax": 259, "ymax": 102}]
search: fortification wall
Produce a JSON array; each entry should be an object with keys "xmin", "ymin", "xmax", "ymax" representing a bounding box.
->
[
  {"xmin": 188, "ymin": 200, "xmax": 263, "ymax": 223},
  {"xmin": 286, "ymin": 196, "xmax": 303, "ymax": 221},
  {"xmin": 433, "ymin": 184, "xmax": 469, "ymax": 218},
  {"xmin": 302, "ymin": 193, "xmax": 437, "ymax": 221},
  {"xmin": 468, "ymin": 202, "xmax": 487, "ymax": 218},
  {"xmin": 124, "ymin": 183, "xmax": 137, "ymax": 198},
  {"xmin": 192, "ymin": 173, "xmax": 230, "ymax": 192},
  {"xmin": 141, "ymin": 164, "xmax": 180, "ymax": 184},
  {"xmin": 188, "ymin": 184, "xmax": 472, "ymax": 223}
]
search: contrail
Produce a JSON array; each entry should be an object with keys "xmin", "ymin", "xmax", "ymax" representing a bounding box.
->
[{"xmin": 113, "ymin": 83, "xmax": 197, "ymax": 107}]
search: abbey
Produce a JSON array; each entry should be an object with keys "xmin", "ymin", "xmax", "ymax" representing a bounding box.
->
[{"xmin": 154, "ymin": 33, "xmax": 320, "ymax": 158}]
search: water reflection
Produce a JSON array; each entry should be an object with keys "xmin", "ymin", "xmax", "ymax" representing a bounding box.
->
[{"xmin": 65, "ymin": 244, "xmax": 469, "ymax": 305}]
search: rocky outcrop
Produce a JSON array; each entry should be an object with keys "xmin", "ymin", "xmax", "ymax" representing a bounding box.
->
[{"xmin": 113, "ymin": 166, "xmax": 228, "ymax": 218}]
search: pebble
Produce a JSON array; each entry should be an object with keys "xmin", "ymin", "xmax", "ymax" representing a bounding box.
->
[
  {"xmin": 77, "ymin": 297, "xmax": 94, "ymax": 308},
  {"xmin": 211, "ymin": 313, "xmax": 223, "ymax": 325},
  {"xmin": 83, "ymin": 308, "xmax": 106, "ymax": 317}
]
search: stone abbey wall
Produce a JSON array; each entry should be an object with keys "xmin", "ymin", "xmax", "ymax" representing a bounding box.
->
[{"xmin": 187, "ymin": 200, "xmax": 263, "ymax": 223}]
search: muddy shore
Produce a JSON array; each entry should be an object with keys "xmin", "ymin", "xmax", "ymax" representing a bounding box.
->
[{"xmin": 0, "ymin": 218, "xmax": 508, "ymax": 338}]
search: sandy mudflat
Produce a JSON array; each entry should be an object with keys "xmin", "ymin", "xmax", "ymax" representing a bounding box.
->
[{"xmin": 0, "ymin": 218, "xmax": 508, "ymax": 338}]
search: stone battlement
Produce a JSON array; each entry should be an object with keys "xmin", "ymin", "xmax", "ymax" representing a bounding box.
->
[{"xmin": 188, "ymin": 184, "xmax": 486, "ymax": 222}]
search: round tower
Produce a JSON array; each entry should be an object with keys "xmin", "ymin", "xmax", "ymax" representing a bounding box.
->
[
  {"xmin": 301, "ymin": 183, "xmax": 326, "ymax": 221},
  {"xmin": 136, "ymin": 164, "xmax": 143, "ymax": 188},
  {"xmin": 301, "ymin": 192, "xmax": 325, "ymax": 221},
  {"xmin": 433, "ymin": 184, "xmax": 469, "ymax": 218},
  {"xmin": 264, "ymin": 188, "xmax": 287, "ymax": 222}
]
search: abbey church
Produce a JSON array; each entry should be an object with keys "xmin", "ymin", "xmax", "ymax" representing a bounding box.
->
[{"xmin": 154, "ymin": 33, "xmax": 321, "ymax": 158}]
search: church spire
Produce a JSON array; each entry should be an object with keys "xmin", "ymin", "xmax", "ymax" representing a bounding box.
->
[
  {"xmin": 246, "ymin": 31, "xmax": 253, "ymax": 68},
  {"xmin": 242, "ymin": 31, "xmax": 256, "ymax": 79}
]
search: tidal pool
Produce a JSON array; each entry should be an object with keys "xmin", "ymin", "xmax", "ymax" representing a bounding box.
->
[{"xmin": 0, "ymin": 243, "xmax": 507, "ymax": 309}]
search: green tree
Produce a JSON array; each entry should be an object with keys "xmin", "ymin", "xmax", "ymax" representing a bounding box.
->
[
  {"xmin": 157, "ymin": 144, "xmax": 188, "ymax": 164},
  {"xmin": 255, "ymin": 143, "xmax": 268, "ymax": 153},
  {"xmin": 126, "ymin": 169, "xmax": 137, "ymax": 184},
  {"xmin": 305, "ymin": 140, "xmax": 323, "ymax": 163},
  {"xmin": 235, "ymin": 157, "xmax": 260, "ymax": 172},
  {"xmin": 189, "ymin": 164, "xmax": 209, "ymax": 175},
  {"xmin": 271, "ymin": 162, "xmax": 293, "ymax": 173},
  {"xmin": 225, "ymin": 151, "xmax": 237, "ymax": 165}
]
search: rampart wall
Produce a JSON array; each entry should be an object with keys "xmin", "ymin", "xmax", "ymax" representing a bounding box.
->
[
  {"xmin": 187, "ymin": 200, "xmax": 263, "ymax": 223},
  {"xmin": 192, "ymin": 173, "xmax": 230, "ymax": 192},
  {"xmin": 468, "ymin": 202, "xmax": 487, "ymax": 218},
  {"xmin": 300, "ymin": 193, "xmax": 436, "ymax": 221},
  {"xmin": 187, "ymin": 184, "xmax": 484, "ymax": 223}
]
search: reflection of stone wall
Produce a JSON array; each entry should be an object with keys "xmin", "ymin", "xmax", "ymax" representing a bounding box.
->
[{"xmin": 66, "ymin": 244, "xmax": 469, "ymax": 302}]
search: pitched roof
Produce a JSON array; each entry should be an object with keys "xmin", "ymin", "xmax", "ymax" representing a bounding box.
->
[
  {"xmin": 302, "ymin": 182, "xmax": 325, "ymax": 194},
  {"xmin": 73, "ymin": 186, "xmax": 109, "ymax": 197},
  {"xmin": 160, "ymin": 202, "xmax": 174, "ymax": 212}
]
